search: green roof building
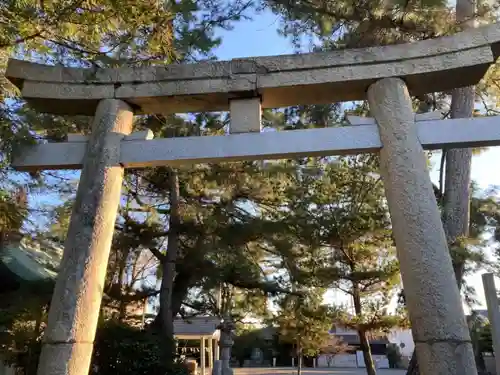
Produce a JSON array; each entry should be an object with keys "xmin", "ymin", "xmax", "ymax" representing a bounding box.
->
[{"xmin": 0, "ymin": 238, "xmax": 63, "ymax": 292}]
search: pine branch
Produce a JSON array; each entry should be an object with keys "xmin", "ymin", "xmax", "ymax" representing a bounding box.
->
[{"xmin": 148, "ymin": 246, "xmax": 166, "ymax": 262}]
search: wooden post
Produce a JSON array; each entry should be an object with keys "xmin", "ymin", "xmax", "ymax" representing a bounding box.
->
[
  {"xmin": 214, "ymin": 338, "xmax": 219, "ymax": 361},
  {"xmin": 36, "ymin": 99, "xmax": 133, "ymax": 375},
  {"xmin": 209, "ymin": 337, "xmax": 214, "ymax": 369},
  {"xmin": 201, "ymin": 337, "xmax": 206, "ymax": 375},
  {"xmin": 482, "ymin": 273, "xmax": 500, "ymax": 375}
]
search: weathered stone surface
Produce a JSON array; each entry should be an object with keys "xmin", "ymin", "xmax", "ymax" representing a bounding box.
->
[
  {"xmin": 36, "ymin": 343, "xmax": 94, "ymax": 375},
  {"xmin": 37, "ymin": 99, "xmax": 133, "ymax": 375},
  {"xmin": 116, "ymin": 60, "xmax": 231, "ymax": 82},
  {"xmin": 14, "ymin": 142, "xmax": 87, "ymax": 170},
  {"xmin": 347, "ymin": 111, "xmax": 442, "ymax": 126},
  {"xmin": 367, "ymin": 78, "xmax": 476, "ymax": 375},
  {"xmin": 65, "ymin": 130, "xmax": 153, "ymax": 143},
  {"xmin": 66, "ymin": 134, "xmax": 88, "ymax": 142},
  {"xmin": 414, "ymin": 341, "xmax": 476, "ymax": 375},
  {"xmin": 258, "ymin": 47, "xmax": 490, "ymax": 89},
  {"xmin": 114, "ymin": 75, "xmax": 256, "ymax": 101},
  {"xmin": 124, "ymin": 130, "xmax": 154, "ymax": 140},
  {"xmin": 5, "ymin": 58, "xmax": 232, "ymax": 84},
  {"xmin": 22, "ymin": 81, "xmax": 115, "ymax": 100},
  {"xmin": 6, "ymin": 23, "xmax": 500, "ymax": 115},
  {"xmin": 229, "ymin": 98, "xmax": 261, "ymax": 133}
]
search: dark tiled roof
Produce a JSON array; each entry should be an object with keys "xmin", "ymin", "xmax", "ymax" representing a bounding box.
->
[
  {"xmin": 251, "ymin": 326, "xmax": 388, "ymax": 345},
  {"xmin": 0, "ymin": 239, "xmax": 62, "ymax": 281},
  {"xmin": 474, "ymin": 310, "xmax": 489, "ymax": 320},
  {"xmin": 336, "ymin": 334, "xmax": 389, "ymax": 345},
  {"xmin": 174, "ymin": 317, "xmax": 221, "ymax": 336}
]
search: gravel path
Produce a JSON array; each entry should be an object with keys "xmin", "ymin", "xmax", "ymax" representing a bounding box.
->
[{"xmin": 234, "ymin": 367, "xmax": 406, "ymax": 375}]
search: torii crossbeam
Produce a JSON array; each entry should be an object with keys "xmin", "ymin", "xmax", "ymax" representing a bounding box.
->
[
  {"xmin": 8, "ymin": 22, "xmax": 500, "ymax": 375},
  {"xmin": 11, "ymin": 113, "xmax": 500, "ymax": 171}
]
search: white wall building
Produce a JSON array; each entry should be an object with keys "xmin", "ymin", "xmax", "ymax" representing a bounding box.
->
[
  {"xmin": 386, "ymin": 328, "xmax": 415, "ymax": 358},
  {"xmin": 315, "ymin": 326, "xmax": 414, "ymax": 369}
]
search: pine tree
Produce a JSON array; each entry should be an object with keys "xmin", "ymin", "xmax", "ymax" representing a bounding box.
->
[
  {"xmin": 275, "ymin": 290, "xmax": 333, "ymax": 375},
  {"xmin": 274, "ymin": 155, "xmax": 406, "ymax": 375}
]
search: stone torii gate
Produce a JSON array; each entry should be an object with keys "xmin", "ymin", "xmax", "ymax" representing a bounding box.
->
[{"xmin": 7, "ymin": 23, "xmax": 500, "ymax": 375}]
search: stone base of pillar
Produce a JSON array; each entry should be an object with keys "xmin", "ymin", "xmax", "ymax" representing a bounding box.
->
[
  {"xmin": 213, "ymin": 360, "xmax": 232, "ymax": 375},
  {"xmin": 212, "ymin": 360, "xmax": 222, "ymax": 375},
  {"xmin": 221, "ymin": 366, "xmax": 233, "ymax": 375}
]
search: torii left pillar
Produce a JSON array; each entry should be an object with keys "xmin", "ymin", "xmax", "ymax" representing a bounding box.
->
[{"xmin": 36, "ymin": 99, "xmax": 133, "ymax": 375}]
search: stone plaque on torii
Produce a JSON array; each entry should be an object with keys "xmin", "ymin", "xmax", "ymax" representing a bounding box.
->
[{"xmin": 7, "ymin": 23, "xmax": 500, "ymax": 375}]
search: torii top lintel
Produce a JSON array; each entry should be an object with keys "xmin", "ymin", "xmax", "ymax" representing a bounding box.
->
[{"xmin": 6, "ymin": 23, "xmax": 500, "ymax": 116}]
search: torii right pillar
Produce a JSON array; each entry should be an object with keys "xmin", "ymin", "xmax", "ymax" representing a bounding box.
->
[{"xmin": 367, "ymin": 78, "xmax": 477, "ymax": 375}]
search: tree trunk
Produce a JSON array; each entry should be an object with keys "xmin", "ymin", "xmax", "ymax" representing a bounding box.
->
[
  {"xmin": 27, "ymin": 305, "xmax": 45, "ymax": 375},
  {"xmin": 158, "ymin": 168, "xmax": 181, "ymax": 364},
  {"xmin": 118, "ymin": 255, "xmax": 127, "ymax": 322},
  {"xmin": 406, "ymin": 2, "xmax": 475, "ymax": 375},
  {"xmin": 444, "ymin": 48, "xmax": 474, "ymax": 285},
  {"xmin": 444, "ymin": 139, "xmax": 473, "ymax": 285},
  {"xmin": 471, "ymin": 326, "xmax": 487, "ymax": 374},
  {"xmin": 358, "ymin": 330, "xmax": 376, "ymax": 375},
  {"xmin": 296, "ymin": 341, "xmax": 302, "ymax": 375},
  {"xmin": 406, "ymin": 352, "xmax": 419, "ymax": 375},
  {"xmin": 352, "ymin": 283, "xmax": 376, "ymax": 375},
  {"xmin": 118, "ymin": 296, "xmax": 127, "ymax": 322},
  {"xmin": 151, "ymin": 260, "xmax": 203, "ymax": 333},
  {"xmin": 0, "ymin": 231, "xmax": 5, "ymax": 251}
]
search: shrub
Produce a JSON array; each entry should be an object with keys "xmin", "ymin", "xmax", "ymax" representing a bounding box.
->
[
  {"xmin": 386, "ymin": 343, "xmax": 403, "ymax": 369},
  {"xmin": 3, "ymin": 319, "xmax": 188, "ymax": 375},
  {"xmin": 91, "ymin": 321, "xmax": 188, "ymax": 375}
]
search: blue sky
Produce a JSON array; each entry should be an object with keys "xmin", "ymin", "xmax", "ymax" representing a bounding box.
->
[
  {"xmin": 213, "ymin": 11, "xmax": 293, "ymax": 59},
  {"xmin": 211, "ymin": 9, "xmax": 500, "ymax": 310}
]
